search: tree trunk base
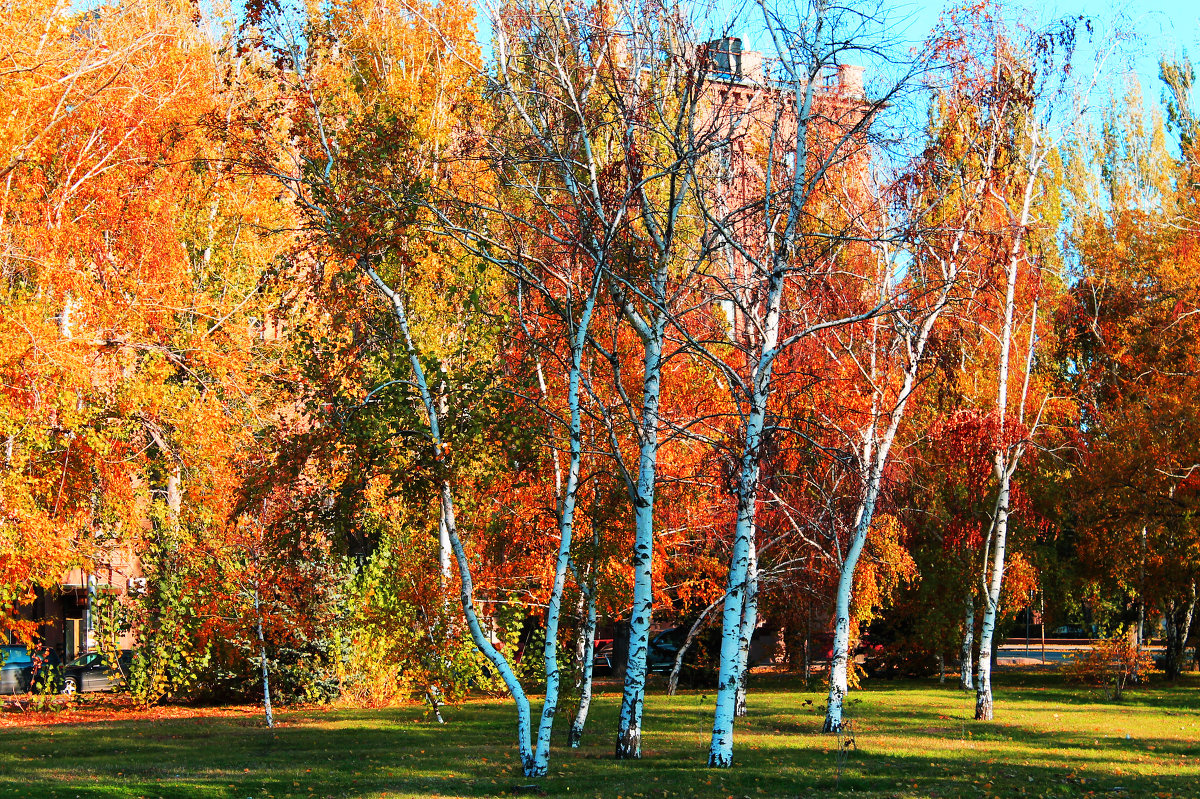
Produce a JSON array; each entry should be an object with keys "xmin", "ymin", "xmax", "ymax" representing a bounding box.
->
[
  {"xmin": 614, "ymin": 728, "xmax": 640, "ymax": 760},
  {"xmin": 974, "ymin": 692, "xmax": 993, "ymax": 721},
  {"xmin": 708, "ymin": 749, "xmax": 733, "ymax": 768}
]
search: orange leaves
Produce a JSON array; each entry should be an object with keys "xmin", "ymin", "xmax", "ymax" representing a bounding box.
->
[
  {"xmin": 1065, "ymin": 74, "xmax": 1200, "ymax": 621},
  {"xmin": 0, "ymin": 0, "xmax": 290, "ymax": 645},
  {"xmin": 1062, "ymin": 633, "xmax": 1154, "ymax": 696},
  {"xmin": 1000, "ymin": 551, "xmax": 1038, "ymax": 605}
]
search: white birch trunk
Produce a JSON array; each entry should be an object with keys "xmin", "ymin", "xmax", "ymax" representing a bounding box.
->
[
  {"xmin": 166, "ymin": 465, "xmax": 182, "ymax": 521},
  {"xmin": 734, "ymin": 540, "xmax": 759, "ymax": 718},
  {"xmin": 568, "ymin": 581, "xmax": 597, "ymax": 748},
  {"xmin": 254, "ymin": 589, "xmax": 273, "ymax": 729},
  {"xmin": 975, "ymin": 472, "xmax": 1009, "ymax": 720},
  {"xmin": 437, "ymin": 486, "xmax": 452, "ymax": 587},
  {"xmin": 530, "ymin": 290, "xmax": 596, "ymax": 775},
  {"xmin": 58, "ymin": 293, "xmax": 75, "ymax": 340},
  {"xmin": 426, "ymin": 685, "xmax": 445, "ymax": 724},
  {"xmin": 435, "ymin": 388, "xmax": 453, "ymax": 587},
  {"xmin": 823, "ymin": 480, "xmax": 880, "ymax": 732},
  {"xmin": 708, "ymin": 382, "xmax": 771, "ymax": 765},
  {"xmin": 960, "ymin": 590, "xmax": 975, "ymax": 691},
  {"xmin": 616, "ymin": 325, "xmax": 664, "ymax": 760},
  {"xmin": 365, "ymin": 263, "xmax": 536, "ymax": 773}
]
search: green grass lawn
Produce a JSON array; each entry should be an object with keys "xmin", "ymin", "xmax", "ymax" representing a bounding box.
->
[{"xmin": 1, "ymin": 671, "xmax": 1198, "ymax": 798}]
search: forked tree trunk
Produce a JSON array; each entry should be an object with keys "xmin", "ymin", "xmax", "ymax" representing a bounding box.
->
[{"xmin": 616, "ymin": 326, "xmax": 664, "ymax": 761}]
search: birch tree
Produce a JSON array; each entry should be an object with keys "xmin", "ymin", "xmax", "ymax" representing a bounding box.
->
[
  {"xmin": 541, "ymin": 3, "xmax": 711, "ymax": 760},
  {"xmin": 686, "ymin": 0, "xmax": 910, "ymax": 763},
  {"xmin": 231, "ymin": 0, "xmax": 552, "ymax": 773},
  {"xmin": 427, "ymin": 0, "xmax": 641, "ymax": 771},
  {"xmin": 818, "ymin": 5, "xmax": 1035, "ymax": 728},
  {"xmin": 958, "ymin": 14, "xmax": 1106, "ymax": 721},
  {"xmin": 817, "ymin": 185, "xmax": 980, "ymax": 730},
  {"xmin": 430, "ymin": 0, "xmax": 718, "ymax": 760}
]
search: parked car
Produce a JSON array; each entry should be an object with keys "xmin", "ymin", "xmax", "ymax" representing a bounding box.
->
[
  {"xmin": 646, "ymin": 627, "xmax": 719, "ymax": 686},
  {"xmin": 646, "ymin": 627, "xmax": 689, "ymax": 674},
  {"xmin": 0, "ymin": 645, "xmax": 33, "ymax": 695},
  {"xmin": 59, "ymin": 650, "xmax": 134, "ymax": 695},
  {"xmin": 1050, "ymin": 624, "xmax": 1097, "ymax": 639},
  {"xmin": 592, "ymin": 638, "xmax": 614, "ymax": 675}
]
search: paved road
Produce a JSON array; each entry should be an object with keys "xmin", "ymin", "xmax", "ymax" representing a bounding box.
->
[{"xmin": 996, "ymin": 641, "xmax": 1164, "ymax": 667}]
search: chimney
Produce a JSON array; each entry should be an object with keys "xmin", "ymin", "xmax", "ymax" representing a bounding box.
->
[
  {"xmin": 705, "ymin": 37, "xmax": 742, "ymax": 81},
  {"xmin": 837, "ymin": 64, "xmax": 865, "ymax": 99}
]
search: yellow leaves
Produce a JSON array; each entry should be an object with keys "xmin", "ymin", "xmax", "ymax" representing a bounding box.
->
[
  {"xmin": 314, "ymin": 0, "xmax": 482, "ymax": 151},
  {"xmin": 1000, "ymin": 550, "xmax": 1038, "ymax": 604},
  {"xmin": 850, "ymin": 513, "xmax": 918, "ymax": 628}
]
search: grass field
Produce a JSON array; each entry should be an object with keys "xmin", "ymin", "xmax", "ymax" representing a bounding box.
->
[{"xmin": 1, "ymin": 671, "xmax": 1197, "ymax": 798}]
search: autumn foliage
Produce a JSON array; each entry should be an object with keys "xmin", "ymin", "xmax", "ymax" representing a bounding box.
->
[{"xmin": 0, "ymin": 0, "xmax": 1196, "ymax": 772}]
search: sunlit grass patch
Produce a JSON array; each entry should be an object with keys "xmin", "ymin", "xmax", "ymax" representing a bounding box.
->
[{"xmin": 0, "ymin": 671, "xmax": 1196, "ymax": 798}]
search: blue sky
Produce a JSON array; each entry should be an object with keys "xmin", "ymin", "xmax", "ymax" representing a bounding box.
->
[
  {"xmin": 895, "ymin": 1, "xmax": 1199, "ymax": 88},
  {"xmin": 472, "ymin": 0, "xmax": 1197, "ymax": 100},
  {"xmin": 687, "ymin": 0, "xmax": 1199, "ymax": 139}
]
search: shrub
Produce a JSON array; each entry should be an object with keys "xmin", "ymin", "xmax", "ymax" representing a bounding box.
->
[{"xmin": 1062, "ymin": 633, "xmax": 1154, "ymax": 700}]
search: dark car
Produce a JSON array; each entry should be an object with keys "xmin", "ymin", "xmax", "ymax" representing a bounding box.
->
[
  {"xmin": 59, "ymin": 650, "xmax": 134, "ymax": 695},
  {"xmin": 592, "ymin": 638, "xmax": 614, "ymax": 675},
  {"xmin": 646, "ymin": 627, "xmax": 687, "ymax": 674},
  {"xmin": 1050, "ymin": 624, "xmax": 1097, "ymax": 639},
  {"xmin": 646, "ymin": 627, "xmax": 720, "ymax": 686},
  {"xmin": 0, "ymin": 645, "xmax": 33, "ymax": 695}
]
